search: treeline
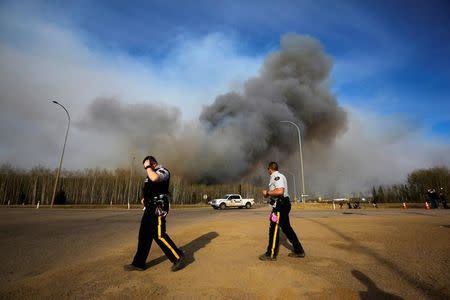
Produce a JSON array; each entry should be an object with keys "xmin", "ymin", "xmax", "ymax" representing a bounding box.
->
[
  {"xmin": 372, "ymin": 166, "xmax": 450, "ymax": 203},
  {"xmin": 0, "ymin": 165, "xmax": 263, "ymax": 205}
]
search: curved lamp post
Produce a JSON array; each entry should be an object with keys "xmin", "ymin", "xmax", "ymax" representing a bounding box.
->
[
  {"xmin": 279, "ymin": 120, "xmax": 305, "ymax": 200},
  {"xmin": 51, "ymin": 100, "xmax": 70, "ymax": 207}
]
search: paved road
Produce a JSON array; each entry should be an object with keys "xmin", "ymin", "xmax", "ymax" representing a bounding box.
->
[
  {"xmin": 0, "ymin": 206, "xmax": 446, "ymax": 286},
  {"xmin": 0, "ymin": 207, "xmax": 215, "ymax": 287},
  {"xmin": 1, "ymin": 207, "xmax": 449, "ymax": 299}
]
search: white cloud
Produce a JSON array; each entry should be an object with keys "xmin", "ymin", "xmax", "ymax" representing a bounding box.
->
[
  {"xmin": 0, "ymin": 8, "xmax": 261, "ymax": 169},
  {"xmin": 305, "ymin": 106, "xmax": 450, "ymax": 195}
]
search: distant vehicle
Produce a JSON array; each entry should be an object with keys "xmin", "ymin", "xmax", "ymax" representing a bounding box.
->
[
  {"xmin": 332, "ymin": 198, "xmax": 349, "ymax": 202},
  {"xmin": 209, "ymin": 194, "xmax": 255, "ymax": 210}
]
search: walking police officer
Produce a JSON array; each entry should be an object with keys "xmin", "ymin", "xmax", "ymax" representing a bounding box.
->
[
  {"xmin": 260, "ymin": 161, "xmax": 305, "ymax": 261},
  {"xmin": 126, "ymin": 156, "xmax": 184, "ymax": 271},
  {"xmin": 439, "ymin": 188, "xmax": 448, "ymax": 209}
]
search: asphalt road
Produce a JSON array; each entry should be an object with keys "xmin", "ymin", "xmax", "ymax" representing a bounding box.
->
[
  {"xmin": 1, "ymin": 207, "xmax": 449, "ymax": 299},
  {"xmin": 0, "ymin": 207, "xmax": 216, "ymax": 287}
]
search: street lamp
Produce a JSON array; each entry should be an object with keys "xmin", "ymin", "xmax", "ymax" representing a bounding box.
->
[
  {"xmin": 283, "ymin": 170, "xmax": 297, "ymax": 202},
  {"xmin": 51, "ymin": 100, "xmax": 70, "ymax": 207},
  {"xmin": 127, "ymin": 156, "xmax": 135, "ymax": 209},
  {"xmin": 279, "ymin": 120, "xmax": 306, "ymax": 200}
]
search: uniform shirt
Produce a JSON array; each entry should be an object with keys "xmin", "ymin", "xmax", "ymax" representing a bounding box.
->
[
  {"xmin": 143, "ymin": 165, "xmax": 170, "ymax": 210},
  {"xmin": 154, "ymin": 165, "xmax": 170, "ymax": 182},
  {"xmin": 143, "ymin": 166, "xmax": 170, "ymax": 184},
  {"xmin": 268, "ymin": 171, "xmax": 289, "ymax": 198},
  {"xmin": 143, "ymin": 165, "xmax": 170, "ymax": 198}
]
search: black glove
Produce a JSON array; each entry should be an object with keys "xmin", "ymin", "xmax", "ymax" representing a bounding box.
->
[
  {"xmin": 155, "ymin": 197, "xmax": 169, "ymax": 216},
  {"xmin": 155, "ymin": 206, "xmax": 168, "ymax": 217}
]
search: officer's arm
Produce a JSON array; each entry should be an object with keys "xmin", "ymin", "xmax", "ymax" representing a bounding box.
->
[
  {"xmin": 267, "ymin": 188, "xmax": 284, "ymax": 197},
  {"xmin": 146, "ymin": 168, "xmax": 161, "ymax": 182}
]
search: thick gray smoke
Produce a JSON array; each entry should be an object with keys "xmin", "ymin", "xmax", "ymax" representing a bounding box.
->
[
  {"xmin": 79, "ymin": 34, "xmax": 347, "ymax": 183},
  {"xmin": 200, "ymin": 34, "xmax": 347, "ymax": 170},
  {"xmin": 78, "ymin": 98, "xmax": 181, "ymax": 152}
]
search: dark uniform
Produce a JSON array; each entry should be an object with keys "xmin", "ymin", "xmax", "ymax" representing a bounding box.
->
[
  {"xmin": 265, "ymin": 171, "xmax": 305, "ymax": 259},
  {"xmin": 131, "ymin": 165, "xmax": 183, "ymax": 269},
  {"xmin": 427, "ymin": 189, "xmax": 439, "ymax": 209},
  {"xmin": 439, "ymin": 188, "xmax": 448, "ymax": 209}
]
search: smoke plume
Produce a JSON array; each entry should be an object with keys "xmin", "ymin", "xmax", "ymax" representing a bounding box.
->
[
  {"xmin": 200, "ymin": 34, "xmax": 347, "ymax": 170},
  {"xmin": 78, "ymin": 34, "xmax": 347, "ymax": 184}
]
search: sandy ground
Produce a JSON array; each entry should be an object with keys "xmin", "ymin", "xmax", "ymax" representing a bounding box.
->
[{"xmin": 0, "ymin": 207, "xmax": 449, "ymax": 299}]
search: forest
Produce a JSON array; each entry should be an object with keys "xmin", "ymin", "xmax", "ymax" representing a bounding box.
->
[
  {"xmin": 371, "ymin": 166, "xmax": 449, "ymax": 203},
  {"xmin": 0, "ymin": 164, "xmax": 448, "ymax": 205},
  {"xmin": 0, "ymin": 165, "xmax": 262, "ymax": 205}
]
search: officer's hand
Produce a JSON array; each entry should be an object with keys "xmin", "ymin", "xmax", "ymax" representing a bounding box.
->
[
  {"xmin": 141, "ymin": 198, "xmax": 145, "ymax": 207},
  {"xmin": 143, "ymin": 159, "xmax": 151, "ymax": 169},
  {"xmin": 262, "ymin": 190, "xmax": 269, "ymax": 198}
]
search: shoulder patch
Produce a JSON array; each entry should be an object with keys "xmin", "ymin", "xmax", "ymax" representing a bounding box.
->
[{"xmin": 274, "ymin": 176, "xmax": 280, "ymax": 181}]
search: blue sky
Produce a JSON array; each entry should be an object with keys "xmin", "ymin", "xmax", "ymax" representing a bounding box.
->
[{"xmin": 8, "ymin": 0, "xmax": 448, "ymax": 138}]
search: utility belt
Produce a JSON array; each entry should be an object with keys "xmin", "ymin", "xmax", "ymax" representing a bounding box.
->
[
  {"xmin": 143, "ymin": 194, "xmax": 170, "ymax": 217},
  {"xmin": 269, "ymin": 196, "xmax": 290, "ymax": 211},
  {"xmin": 144, "ymin": 194, "xmax": 169, "ymax": 208},
  {"xmin": 269, "ymin": 196, "xmax": 290, "ymax": 205}
]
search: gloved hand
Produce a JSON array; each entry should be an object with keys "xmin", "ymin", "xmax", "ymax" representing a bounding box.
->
[
  {"xmin": 270, "ymin": 212, "xmax": 279, "ymax": 223},
  {"xmin": 155, "ymin": 206, "xmax": 168, "ymax": 217}
]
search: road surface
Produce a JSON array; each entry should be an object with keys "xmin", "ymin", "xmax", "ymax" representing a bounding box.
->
[{"xmin": 0, "ymin": 207, "xmax": 449, "ymax": 299}]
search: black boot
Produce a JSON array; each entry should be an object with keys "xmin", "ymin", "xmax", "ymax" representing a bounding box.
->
[
  {"xmin": 171, "ymin": 250, "xmax": 185, "ymax": 272},
  {"xmin": 259, "ymin": 253, "xmax": 276, "ymax": 261},
  {"xmin": 288, "ymin": 252, "xmax": 305, "ymax": 258},
  {"xmin": 124, "ymin": 263, "xmax": 146, "ymax": 271}
]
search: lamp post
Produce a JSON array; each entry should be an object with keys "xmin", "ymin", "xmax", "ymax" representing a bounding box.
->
[
  {"xmin": 51, "ymin": 100, "xmax": 70, "ymax": 207},
  {"xmin": 279, "ymin": 120, "xmax": 305, "ymax": 200},
  {"xmin": 127, "ymin": 156, "xmax": 135, "ymax": 209}
]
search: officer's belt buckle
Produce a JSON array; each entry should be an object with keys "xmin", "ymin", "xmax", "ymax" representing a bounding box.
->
[{"xmin": 153, "ymin": 194, "xmax": 169, "ymax": 203}]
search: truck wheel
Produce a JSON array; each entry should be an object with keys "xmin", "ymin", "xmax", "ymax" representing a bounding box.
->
[
  {"xmin": 245, "ymin": 202, "xmax": 251, "ymax": 209},
  {"xmin": 219, "ymin": 203, "xmax": 226, "ymax": 210}
]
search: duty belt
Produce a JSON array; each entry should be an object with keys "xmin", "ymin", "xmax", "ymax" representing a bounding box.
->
[
  {"xmin": 144, "ymin": 194, "xmax": 169, "ymax": 207},
  {"xmin": 152, "ymin": 194, "xmax": 169, "ymax": 200}
]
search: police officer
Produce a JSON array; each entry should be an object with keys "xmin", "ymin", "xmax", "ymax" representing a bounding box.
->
[
  {"xmin": 439, "ymin": 188, "xmax": 448, "ymax": 209},
  {"xmin": 260, "ymin": 161, "xmax": 305, "ymax": 261},
  {"xmin": 427, "ymin": 188, "xmax": 439, "ymax": 209},
  {"xmin": 126, "ymin": 156, "xmax": 184, "ymax": 271}
]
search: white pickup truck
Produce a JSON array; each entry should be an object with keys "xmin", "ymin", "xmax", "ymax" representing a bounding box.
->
[{"xmin": 209, "ymin": 194, "xmax": 255, "ymax": 210}]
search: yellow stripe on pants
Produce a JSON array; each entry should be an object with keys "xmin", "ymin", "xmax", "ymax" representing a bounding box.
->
[
  {"xmin": 271, "ymin": 212, "xmax": 280, "ymax": 258},
  {"xmin": 157, "ymin": 216, "xmax": 180, "ymax": 260}
]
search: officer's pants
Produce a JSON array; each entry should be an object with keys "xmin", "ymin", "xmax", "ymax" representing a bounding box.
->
[
  {"xmin": 266, "ymin": 199, "xmax": 304, "ymax": 258},
  {"xmin": 132, "ymin": 209, "xmax": 182, "ymax": 268}
]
